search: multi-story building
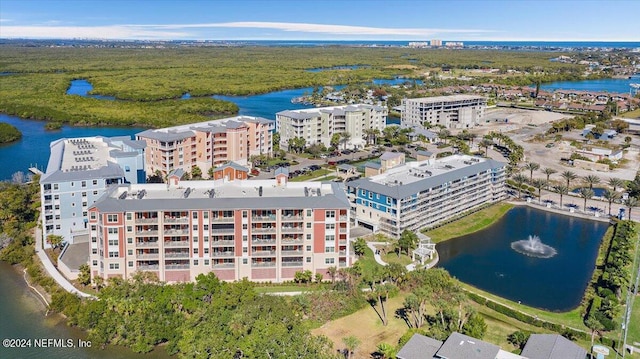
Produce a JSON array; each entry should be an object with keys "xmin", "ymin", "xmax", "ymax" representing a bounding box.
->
[
  {"xmin": 88, "ymin": 174, "xmax": 350, "ymax": 283},
  {"xmin": 346, "ymin": 155, "xmax": 506, "ymax": 238},
  {"xmin": 136, "ymin": 116, "xmax": 273, "ymax": 177},
  {"xmin": 40, "ymin": 136, "xmax": 146, "ymax": 244},
  {"xmin": 276, "ymin": 104, "xmax": 387, "ymax": 150},
  {"xmin": 400, "ymin": 95, "xmax": 486, "ymax": 129}
]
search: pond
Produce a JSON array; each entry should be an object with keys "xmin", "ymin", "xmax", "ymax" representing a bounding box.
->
[
  {"xmin": 571, "ymin": 187, "xmax": 608, "ymax": 197},
  {"xmin": 66, "ymin": 79, "xmax": 116, "ymax": 100},
  {"xmin": 539, "ymin": 75, "xmax": 640, "ymax": 94},
  {"xmin": 436, "ymin": 206, "xmax": 609, "ymax": 311}
]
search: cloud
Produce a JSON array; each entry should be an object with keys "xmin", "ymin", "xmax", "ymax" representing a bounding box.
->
[{"xmin": 0, "ymin": 21, "xmax": 492, "ymax": 40}]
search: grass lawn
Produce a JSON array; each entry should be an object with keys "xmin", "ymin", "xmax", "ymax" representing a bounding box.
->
[
  {"xmin": 381, "ymin": 252, "xmax": 413, "ymax": 266},
  {"xmin": 289, "ymin": 169, "xmax": 333, "ymax": 182},
  {"xmin": 620, "ymin": 108, "xmax": 640, "ymax": 119},
  {"xmin": 423, "ymin": 203, "xmax": 514, "ymax": 243},
  {"xmin": 629, "ymin": 298, "xmax": 640, "ymax": 348},
  {"xmin": 312, "ymin": 293, "xmax": 410, "ymax": 359}
]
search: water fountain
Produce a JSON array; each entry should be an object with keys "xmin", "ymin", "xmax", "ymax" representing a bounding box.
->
[{"xmin": 511, "ymin": 235, "xmax": 557, "ymax": 258}]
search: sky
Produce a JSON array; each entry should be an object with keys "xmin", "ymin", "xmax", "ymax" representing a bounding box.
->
[{"xmin": 1, "ymin": 0, "xmax": 639, "ymax": 42}]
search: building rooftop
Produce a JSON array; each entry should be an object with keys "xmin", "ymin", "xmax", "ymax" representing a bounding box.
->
[
  {"xmin": 136, "ymin": 116, "xmax": 272, "ymax": 142},
  {"xmin": 405, "ymin": 94, "xmax": 486, "ymax": 103},
  {"xmin": 435, "ymin": 332, "xmax": 500, "ymax": 359},
  {"xmin": 91, "ymin": 179, "xmax": 350, "ymax": 212},
  {"xmin": 41, "ymin": 136, "xmax": 144, "ymax": 183},
  {"xmin": 349, "ymin": 154, "xmax": 505, "ymax": 199},
  {"xmin": 276, "ymin": 104, "xmax": 386, "ymax": 118},
  {"xmin": 521, "ymin": 334, "xmax": 587, "ymax": 359},
  {"xmin": 396, "ymin": 334, "xmax": 443, "ymax": 359}
]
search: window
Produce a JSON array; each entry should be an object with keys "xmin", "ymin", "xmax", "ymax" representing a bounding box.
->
[
  {"xmin": 109, "ymin": 263, "xmax": 119, "ymax": 270},
  {"xmin": 203, "ymin": 224, "xmax": 209, "ymax": 231},
  {"xmin": 91, "ymin": 236, "xmax": 97, "ymax": 243},
  {"xmin": 193, "ymin": 236, "xmax": 198, "ymax": 242},
  {"xmin": 54, "ymin": 195, "xmax": 59, "ymax": 200},
  {"xmin": 204, "ymin": 259, "xmax": 209, "ymax": 265},
  {"xmin": 325, "ymin": 223, "xmax": 335, "ymax": 230},
  {"xmin": 82, "ymin": 191, "xmax": 87, "ymax": 197},
  {"xmin": 81, "ymin": 181, "xmax": 86, "ymax": 187},
  {"xmin": 242, "ymin": 247, "xmax": 248, "ymax": 253},
  {"xmin": 108, "ymin": 228, "xmax": 118, "ymax": 234},
  {"xmin": 193, "ymin": 259, "xmax": 199, "ymax": 266},
  {"xmin": 71, "ymin": 182, "xmax": 74, "ymax": 187},
  {"xmin": 91, "ymin": 225, "xmax": 96, "ymax": 230},
  {"xmin": 92, "ymin": 248, "xmax": 97, "ymax": 254},
  {"xmin": 92, "ymin": 180, "xmax": 98, "ymax": 185},
  {"xmin": 243, "ymin": 235, "xmax": 248, "ymax": 242},
  {"xmin": 127, "ymin": 226, "xmax": 132, "ymax": 232},
  {"xmin": 192, "ymin": 225, "xmax": 198, "ymax": 231},
  {"xmin": 306, "ymin": 245, "xmax": 311, "ymax": 251},
  {"xmin": 193, "ymin": 248, "xmax": 198, "ymax": 254},
  {"xmin": 127, "ymin": 238, "xmax": 133, "ymax": 244},
  {"xmin": 306, "ymin": 210, "xmax": 311, "ymax": 217},
  {"xmin": 243, "ymin": 258, "xmax": 248, "ymax": 264},
  {"xmin": 54, "ymin": 184, "xmax": 59, "ymax": 190},
  {"xmin": 325, "ymin": 258, "xmax": 335, "ymax": 265},
  {"xmin": 108, "ymin": 251, "xmax": 119, "ymax": 258},
  {"xmin": 108, "ymin": 239, "xmax": 118, "ymax": 246},
  {"xmin": 306, "ymin": 234, "xmax": 311, "ymax": 240},
  {"xmin": 204, "ymin": 248, "xmax": 209, "ymax": 254},
  {"xmin": 126, "ymin": 213, "xmax": 132, "ymax": 220},
  {"xmin": 306, "ymin": 257, "xmax": 311, "ymax": 263},
  {"xmin": 93, "ymin": 191, "xmax": 98, "ymax": 195},
  {"xmin": 386, "ymin": 197, "xmax": 391, "ymax": 205},
  {"xmin": 306, "ymin": 223, "xmax": 311, "ymax": 229},
  {"xmin": 326, "ymin": 211, "xmax": 335, "ymax": 219},
  {"xmin": 92, "ymin": 260, "xmax": 98, "ymax": 266},
  {"xmin": 107, "ymin": 214, "xmax": 118, "ymax": 223},
  {"xmin": 204, "ymin": 236, "xmax": 209, "ymax": 242},
  {"xmin": 192, "ymin": 212, "xmax": 198, "ymax": 219},
  {"xmin": 127, "ymin": 249, "xmax": 133, "ymax": 256},
  {"xmin": 242, "ymin": 211, "xmax": 248, "ymax": 218},
  {"xmin": 203, "ymin": 212, "xmax": 209, "ymax": 219},
  {"xmin": 325, "ymin": 246, "xmax": 335, "ymax": 253},
  {"xmin": 128, "ymin": 261, "xmax": 133, "ymax": 267},
  {"xmin": 242, "ymin": 224, "xmax": 247, "ymax": 230},
  {"xmin": 369, "ymin": 192, "xmax": 372, "ymax": 199}
]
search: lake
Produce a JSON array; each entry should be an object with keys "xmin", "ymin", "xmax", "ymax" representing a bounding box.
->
[
  {"xmin": 0, "ymin": 261, "xmax": 169, "ymax": 359},
  {"xmin": 436, "ymin": 206, "xmax": 609, "ymax": 311}
]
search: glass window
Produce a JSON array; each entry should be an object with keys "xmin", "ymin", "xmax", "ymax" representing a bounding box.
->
[{"xmin": 325, "ymin": 258, "xmax": 335, "ymax": 265}]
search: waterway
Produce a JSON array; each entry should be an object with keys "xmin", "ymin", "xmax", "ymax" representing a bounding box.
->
[
  {"xmin": 539, "ymin": 75, "xmax": 640, "ymax": 94},
  {"xmin": 436, "ymin": 206, "xmax": 609, "ymax": 311},
  {"xmin": 0, "ymin": 261, "xmax": 169, "ymax": 358}
]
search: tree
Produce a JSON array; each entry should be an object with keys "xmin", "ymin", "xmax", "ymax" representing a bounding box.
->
[
  {"xmin": 272, "ymin": 132, "xmax": 281, "ymax": 151},
  {"xmin": 532, "ymin": 179, "xmax": 547, "ymax": 203},
  {"xmin": 561, "ymin": 170, "xmax": 578, "ymax": 189},
  {"xmin": 479, "ymin": 138, "xmax": 492, "ymax": 157},
  {"xmin": 582, "ymin": 174, "xmax": 600, "ymax": 190},
  {"xmin": 623, "ymin": 196, "xmax": 638, "ymax": 220},
  {"xmin": 608, "ymin": 177, "xmax": 625, "ymax": 192},
  {"xmin": 462, "ymin": 312, "xmax": 487, "ymax": 339},
  {"xmin": 46, "ymin": 234, "xmax": 63, "ymax": 251},
  {"xmin": 353, "ymin": 237, "xmax": 367, "ymax": 257},
  {"xmin": 375, "ymin": 342, "xmax": 397, "ymax": 359},
  {"xmin": 314, "ymin": 272, "xmax": 323, "ymax": 283},
  {"xmin": 340, "ymin": 132, "xmax": 352, "ymax": 150},
  {"xmin": 438, "ymin": 129, "xmax": 450, "ymax": 145},
  {"xmin": 579, "ymin": 187, "xmax": 595, "ymax": 212},
  {"xmin": 398, "ymin": 229, "xmax": 419, "ymax": 256},
  {"xmin": 555, "ymin": 184, "xmax": 569, "ymax": 208},
  {"xmin": 367, "ymin": 282, "xmax": 397, "ymax": 326},
  {"xmin": 585, "ymin": 315, "xmax": 604, "ymax": 353},
  {"xmin": 327, "ymin": 266, "xmax": 338, "ymax": 284},
  {"xmin": 330, "ymin": 133, "xmax": 341, "ymax": 149},
  {"xmin": 342, "ymin": 335, "xmax": 361, "ymax": 359},
  {"xmin": 602, "ymin": 189, "xmax": 620, "ymax": 216},
  {"xmin": 190, "ymin": 165, "xmax": 202, "ymax": 180},
  {"xmin": 512, "ymin": 173, "xmax": 528, "ymax": 199},
  {"xmin": 294, "ymin": 269, "xmax": 313, "ymax": 284},
  {"xmin": 524, "ymin": 162, "xmax": 540, "ymax": 181},
  {"xmin": 306, "ymin": 143, "xmax": 324, "ymax": 158},
  {"xmin": 507, "ymin": 330, "xmax": 530, "ymax": 350},
  {"xmin": 78, "ymin": 263, "xmax": 91, "ymax": 286},
  {"xmin": 627, "ymin": 173, "xmax": 640, "ymax": 198},
  {"xmin": 624, "ymin": 136, "xmax": 632, "ymax": 146},
  {"xmin": 542, "ymin": 167, "xmax": 557, "ymax": 187}
]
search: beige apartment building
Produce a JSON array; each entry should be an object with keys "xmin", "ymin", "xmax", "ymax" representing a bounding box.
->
[
  {"xmin": 136, "ymin": 116, "xmax": 273, "ymax": 177},
  {"xmin": 276, "ymin": 104, "xmax": 387, "ymax": 150},
  {"xmin": 88, "ymin": 174, "xmax": 350, "ymax": 283},
  {"xmin": 400, "ymin": 95, "xmax": 487, "ymax": 129}
]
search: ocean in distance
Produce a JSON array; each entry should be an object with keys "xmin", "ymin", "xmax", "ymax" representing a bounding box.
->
[{"xmin": 230, "ymin": 40, "xmax": 640, "ymax": 49}]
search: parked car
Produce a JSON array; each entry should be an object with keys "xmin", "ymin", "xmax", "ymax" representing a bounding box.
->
[{"xmin": 309, "ymin": 165, "xmax": 321, "ymax": 171}]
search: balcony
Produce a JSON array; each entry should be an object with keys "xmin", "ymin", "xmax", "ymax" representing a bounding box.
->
[
  {"xmin": 339, "ymin": 215, "xmax": 348, "ymax": 221},
  {"xmin": 281, "ymin": 261, "xmax": 303, "ymax": 267},
  {"xmin": 281, "ymin": 215, "xmax": 303, "ymax": 221},
  {"xmin": 165, "ymin": 252, "xmax": 190, "ymax": 258},
  {"xmin": 252, "ymin": 238, "xmax": 276, "ymax": 244},
  {"xmin": 339, "ymin": 239, "xmax": 347, "ymax": 245},
  {"xmin": 281, "ymin": 238, "xmax": 304, "ymax": 244},
  {"xmin": 137, "ymin": 264, "xmax": 159, "ymax": 270},
  {"xmin": 251, "ymin": 228, "xmax": 276, "ymax": 234},
  {"xmin": 339, "ymin": 260, "xmax": 347, "ymax": 267},
  {"xmin": 137, "ymin": 253, "xmax": 159, "ymax": 260},
  {"xmin": 251, "ymin": 262, "xmax": 276, "ymax": 268},
  {"xmin": 252, "ymin": 250, "xmax": 276, "ymax": 257},
  {"xmin": 281, "ymin": 250, "xmax": 303, "ymax": 256},
  {"xmin": 211, "ymin": 227, "xmax": 235, "ymax": 234},
  {"xmin": 251, "ymin": 216, "xmax": 276, "ymax": 222},
  {"xmin": 211, "ymin": 251, "xmax": 235, "ymax": 257},
  {"xmin": 339, "ymin": 228, "xmax": 348, "ymax": 234},
  {"xmin": 165, "ymin": 264, "xmax": 190, "ymax": 270},
  {"xmin": 211, "ymin": 216, "xmax": 234, "ymax": 222},
  {"xmin": 212, "ymin": 263, "xmax": 235, "ymax": 269},
  {"xmin": 211, "ymin": 239, "xmax": 235, "ymax": 246},
  {"xmin": 164, "ymin": 240, "xmax": 189, "ymax": 247},
  {"xmin": 164, "ymin": 217, "xmax": 189, "ymax": 224},
  {"xmin": 136, "ymin": 241, "xmax": 159, "ymax": 247},
  {"xmin": 136, "ymin": 217, "xmax": 158, "ymax": 223},
  {"xmin": 281, "ymin": 226, "xmax": 303, "ymax": 233},
  {"xmin": 136, "ymin": 230, "xmax": 158, "ymax": 236},
  {"xmin": 164, "ymin": 229, "xmax": 189, "ymax": 235}
]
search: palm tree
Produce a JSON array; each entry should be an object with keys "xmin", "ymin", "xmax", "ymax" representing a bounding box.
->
[
  {"xmin": 524, "ymin": 162, "xmax": 540, "ymax": 182},
  {"xmin": 579, "ymin": 187, "xmax": 595, "ymax": 213},
  {"xmin": 343, "ymin": 335, "xmax": 361, "ymax": 359},
  {"xmin": 561, "ymin": 170, "xmax": 578, "ymax": 189},
  {"xmin": 555, "ymin": 185, "xmax": 569, "ymax": 208},
  {"xmin": 602, "ymin": 189, "xmax": 621, "ymax": 216},
  {"xmin": 532, "ymin": 179, "xmax": 547, "ymax": 204},
  {"xmin": 479, "ymin": 138, "xmax": 493, "ymax": 157},
  {"xmin": 624, "ymin": 196, "xmax": 638, "ymax": 221},
  {"xmin": 542, "ymin": 168, "xmax": 557, "ymax": 187},
  {"xmin": 512, "ymin": 174, "xmax": 528, "ymax": 199},
  {"xmin": 608, "ymin": 177, "xmax": 625, "ymax": 192},
  {"xmin": 438, "ymin": 129, "xmax": 450, "ymax": 145},
  {"xmin": 582, "ymin": 174, "xmax": 601, "ymax": 190}
]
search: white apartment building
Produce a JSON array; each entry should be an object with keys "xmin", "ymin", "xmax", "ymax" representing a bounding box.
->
[
  {"xmin": 400, "ymin": 95, "xmax": 487, "ymax": 129},
  {"xmin": 346, "ymin": 155, "xmax": 506, "ymax": 238},
  {"xmin": 88, "ymin": 174, "xmax": 351, "ymax": 283},
  {"xmin": 40, "ymin": 136, "xmax": 146, "ymax": 245},
  {"xmin": 276, "ymin": 104, "xmax": 387, "ymax": 150}
]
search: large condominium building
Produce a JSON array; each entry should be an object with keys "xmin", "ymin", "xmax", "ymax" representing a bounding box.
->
[
  {"xmin": 276, "ymin": 104, "xmax": 387, "ymax": 150},
  {"xmin": 346, "ymin": 155, "xmax": 506, "ymax": 238},
  {"xmin": 40, "ymin": 136, "xmax": 146, "ymax": 244},
  {"xmin": 88, "ymin": 174, "xmax": 350, "ymax": 283},
  {"xmin": 400, "ymin": 95, "xmax": 486, "ymax": 129},
  {"xmin": 136, "ymin": 116, "xmax": 273, "ymax": 177}
]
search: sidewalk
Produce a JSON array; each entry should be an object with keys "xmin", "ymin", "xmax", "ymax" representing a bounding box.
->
[{"xmin": 34, "ymin": 216, "xmax": 94, "ymax": 299}]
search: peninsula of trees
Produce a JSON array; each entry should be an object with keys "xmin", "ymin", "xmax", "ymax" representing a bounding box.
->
[{"xmin": 0, "ymin": 122, "xmax": 22, "ymax": 143}]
